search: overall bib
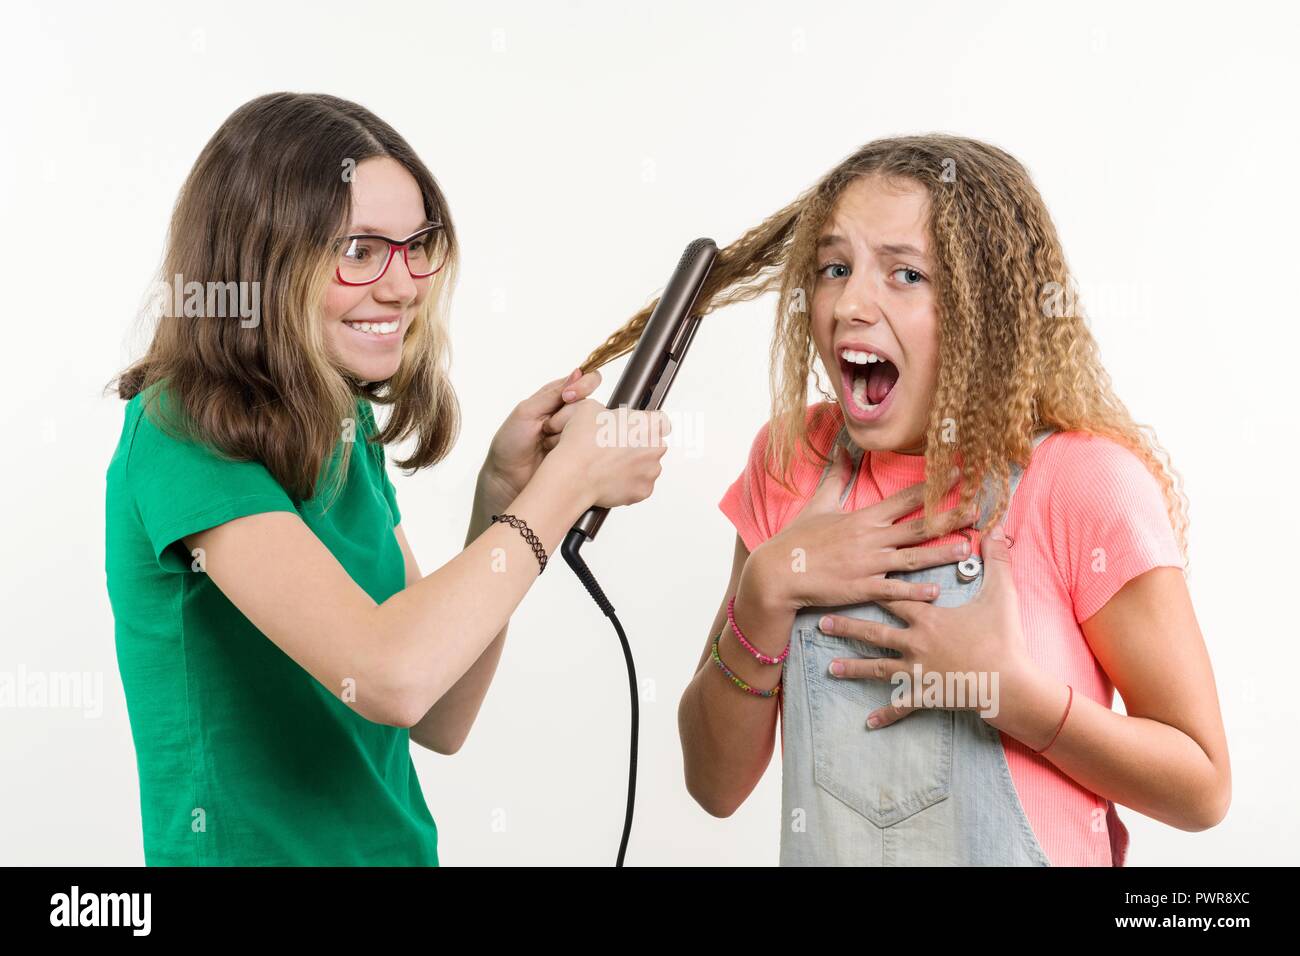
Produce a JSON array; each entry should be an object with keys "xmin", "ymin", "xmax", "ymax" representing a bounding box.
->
[{"xmin": 780, "ymin": 425, "xmax": 1056, "ymax": 866}]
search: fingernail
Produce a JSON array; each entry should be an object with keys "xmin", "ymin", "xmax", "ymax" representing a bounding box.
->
[
  {"xmin": 928, "ymin": 584, "xmax": 940, "ymax": 598},
  {"xmin": 867, "ymin": 715, "xmax": 880, "ymax": 728},
  {"xmin": 568, "ymin": 368, "xmax": 581, "ymax": 382},
  {"xmin": 829, "ymin": 661, "xmax": 844, "ymax": 677},
  {"xmin": 819, "ymin": 615, "xmax": 833, "ymax": 631},
  {"xmin": 990, "ymin": 523, "xmax": 1006, "ymax": 542},
  {"xmin": 562, "ymin": 389, "xmax": 576, "ymax": 400}
]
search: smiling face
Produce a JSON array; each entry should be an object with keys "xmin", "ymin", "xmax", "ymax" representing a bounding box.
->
[
  {"xmin": 811, "ymin": 173, "xmax": 940, "ymax": 456},
  {"xmin": 323, "ymin": 156, "xmax": 437, "ymax": 382}
]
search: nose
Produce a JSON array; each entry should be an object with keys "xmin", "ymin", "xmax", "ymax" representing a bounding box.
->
[
  {"xmin": 371, "ymin": 249, "xmax": 419, "ymax": 305},
  {"xmin": 831, "ymin": 268, "xmax": 885, "ymax": 325}
]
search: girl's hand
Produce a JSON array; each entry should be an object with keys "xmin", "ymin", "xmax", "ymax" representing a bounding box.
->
[
  {"xmin": 817, "ymin": 522, "xmax": 1036, "ymax": 729},
  {"xmin": 752, "ymin": 443, "xmax": 976, "ymax": 612},
  {"xmin": 542, "ymin": 399, "xmax": 670, "ymax": 509},
  {"xmin": 480, "ymin": 368, "xmax": 603, "ymax": 505}
]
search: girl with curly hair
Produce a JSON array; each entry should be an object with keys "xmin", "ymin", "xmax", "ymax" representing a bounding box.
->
[{"xmin": 577, "ymin": 134, "xmax": 1226, "ymax": 866}]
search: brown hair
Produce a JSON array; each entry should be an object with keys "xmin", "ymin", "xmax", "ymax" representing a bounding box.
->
[
  {"xmin": 577, "ymin": 134, "xmax": 1190, "ymax": 564},
  {"xmin": 108, "ymin": 92, "xmax": 460, "ymax": 504}
]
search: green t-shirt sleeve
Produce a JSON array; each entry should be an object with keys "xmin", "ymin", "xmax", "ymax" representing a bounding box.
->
[{"xmin": 125, "ymin": 399, "xmax": 300, "ymax": 573}]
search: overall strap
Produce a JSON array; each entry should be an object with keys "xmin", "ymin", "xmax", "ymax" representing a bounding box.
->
[{"xmin": 816, "ymin": 422, "xmax": 863, "ymax": 509}]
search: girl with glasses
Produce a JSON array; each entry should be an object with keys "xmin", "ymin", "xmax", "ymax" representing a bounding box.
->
[{"xmin": 104, "ymin": 92, "xmax": 670, "ymax": 865}]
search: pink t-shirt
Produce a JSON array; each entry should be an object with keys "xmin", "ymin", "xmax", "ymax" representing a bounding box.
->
[{"xmin": 718, "ymin": 401, "xmax": 1186, "ymax": 866}]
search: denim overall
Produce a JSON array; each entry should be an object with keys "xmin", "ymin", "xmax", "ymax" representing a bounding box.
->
[{"xmin": 780, "ymin": 425, "xmax": 1056, "ymax": 866}]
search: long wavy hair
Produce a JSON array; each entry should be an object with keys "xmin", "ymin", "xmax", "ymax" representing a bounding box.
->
[
  {"xmin": 108, "ymin": 92, "xmax": 461, "ymax": 504},
  {"xmin": 577, "ymin": 134, "xmax": 1190, "ymax": 564}
]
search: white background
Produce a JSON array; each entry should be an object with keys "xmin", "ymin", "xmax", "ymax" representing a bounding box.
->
[{"xmin": 2, "ymin": 0, "xmax": 1296, "ymax": 866}]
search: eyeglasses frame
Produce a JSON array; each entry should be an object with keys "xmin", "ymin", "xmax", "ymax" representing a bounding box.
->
[{"xmin": 333, "ymin": 222, "xmax": 448, "ymax": 286}]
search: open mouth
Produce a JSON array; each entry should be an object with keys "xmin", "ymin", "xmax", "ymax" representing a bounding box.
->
[{"xmin": 838, "ymin": 346, "xmax": 900, "ymax": 419}]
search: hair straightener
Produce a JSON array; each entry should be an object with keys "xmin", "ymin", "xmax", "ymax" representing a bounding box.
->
[{"xmin": 560, "ymin": 237, "xmax": 717, "ymax": 866}]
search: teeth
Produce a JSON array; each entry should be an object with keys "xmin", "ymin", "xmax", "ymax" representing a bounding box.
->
[
  {"xmin": 851, "ymin": 370, "xmax": 879, "ymax": 411},
  {"xmin": 841, "ymin": 348, "xmax": 884, "ymax": 365},
  {"xmin": 345, "ymin": 320, "xmax": 400, "ymax": 335},
  {"xmin": 841, "ymin": 346, "xmax": 895, "ymax": 413}
]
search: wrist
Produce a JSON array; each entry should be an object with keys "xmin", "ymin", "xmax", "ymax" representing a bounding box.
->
[
  {"xmin": 732, "ymin": 562, "xmax": 793, "ymax": 660},
  {"xmin": 737, "ymin": 545, "xmax": 789, "ymax": 616},
  {"xmin": 474, "ymin": 469, "xmax": 514, "ymax": 519},
  {"xmin": 527, "ymin": 453, "xmax": 594, "ymax": 523},
  {"xmin": 476, "ymin": 462, "xmax": 514, "ymax": 502},
  {"xmin": 983, "ymin": 658, "xmax": 1068, "ymax": 751},
  {"xmin": 477, "ymin": 457, "xmax": 589, "ymax": 567}
]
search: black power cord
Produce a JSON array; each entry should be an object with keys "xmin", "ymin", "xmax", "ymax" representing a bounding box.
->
[
  {"xmin": 560, "ymin": 527, "xmax": 637, "ymax": 867},
  {"xmin": 554, "ymin": 241, "xmax": 717, "ymax": 864}
]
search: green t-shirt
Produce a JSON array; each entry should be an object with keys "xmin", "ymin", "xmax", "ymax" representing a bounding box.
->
[{"xmin": 104, "ymin": 383, "xmax": 439, "ymax": 865}]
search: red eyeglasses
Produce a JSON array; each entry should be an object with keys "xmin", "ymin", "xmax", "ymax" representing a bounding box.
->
[{"xmin": 332, "ymin": 223, "xmax": 449, "ymax": 286}]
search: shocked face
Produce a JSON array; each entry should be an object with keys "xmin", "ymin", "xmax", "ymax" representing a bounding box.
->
[
  {"xmin": 811, "ymin": 173, "xmax": 940, "ymax": 456},
  {"xmin": 322, "ymin": 156, "xmax": 438, "ymax": 383}
]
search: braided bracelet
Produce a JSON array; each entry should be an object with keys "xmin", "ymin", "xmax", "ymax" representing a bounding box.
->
[
  {"xmin": 710, "ymin": 638, "xmax": 782, "ymax": 699},
  {"xmin": 727, "ymin": 594, "xmax": 789, "ymax": 664},
  {"xmin": 490, "ymin": 513, "xmax": 548, "ymax": 574}
]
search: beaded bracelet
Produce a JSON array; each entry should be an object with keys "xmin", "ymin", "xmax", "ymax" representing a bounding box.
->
[
  {"xmin": 490, "ymin": 513, "xmax": 548, "ymax": 574},
  {"xmin": 710, "ymin": 637, "xmax": 782, "ymax": 699},
  {"xmin": 1033, "ymin": 684, "xmax": 1073, "ymax": 755},
  {"xmin": 727, "ymin": 594, "xmax": 790, "ymax": 665}
]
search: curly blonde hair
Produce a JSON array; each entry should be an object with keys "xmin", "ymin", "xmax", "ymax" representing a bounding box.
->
[{"xmin": 577, "ymin": 134, "xmax": 1189, "ymax": 566}]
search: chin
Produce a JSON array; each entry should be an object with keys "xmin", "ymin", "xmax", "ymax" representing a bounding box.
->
[
  {"xmin": 840, "ymin": 402, "xmax": 922, "ymax": 454},
  {"xmin": 843, "ymin": 417, "xmax": 895, "ymax": 450},
  {"xmin": 326, "ymin": 327, "xmax": 404, "ymax": 383},
  {"xmin": 344, "ymin": 355, "xmax": 402, "ymax": 383}
]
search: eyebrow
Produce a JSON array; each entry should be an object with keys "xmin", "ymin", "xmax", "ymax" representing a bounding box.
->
[
  {"xmin": 348, "ymin": 219, "xmax": 438, "ymax": 236},
  {"xmin": 816, "ymin": 234, "xmax": 929, "ymax": 260}
]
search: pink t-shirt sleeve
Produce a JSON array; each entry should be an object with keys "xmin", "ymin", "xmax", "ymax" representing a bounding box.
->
[
  {"xmin": 719, "ymin": 420, "xmax": 777, "ymax": 553},
  {"xmin": 1046, "ymin": 433, "xmax": 1186, "ymax": 623}
]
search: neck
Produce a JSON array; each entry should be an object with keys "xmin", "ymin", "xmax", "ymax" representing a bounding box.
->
[{"xmin": 884, "ymin": 430, "xmax": 926, "ymax": 456}]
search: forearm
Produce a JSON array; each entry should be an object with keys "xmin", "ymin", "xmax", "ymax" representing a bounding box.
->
[
  {"xmin": 410, "ymin": 470, "xmax": 515, "ymax": 753},
  {"xmin": 679, "ymin": 557, "xmax": 788, "ymax": 817},
  {"xmin": 989, "ymin": 665, "xmax": 1228, "ymax": 831},
  {"xmin": 378, "ymin": 456, "xmax": 589, "ymax": 726}
]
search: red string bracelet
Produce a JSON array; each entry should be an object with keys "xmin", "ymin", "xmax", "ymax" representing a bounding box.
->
[
  {"xmin": 727, "ymin": 594, "xmax": 790, "ymax": 665},
  {"xmin": 1034, "ymin": 684, "xmax": 1073, "ymax": 756}
]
